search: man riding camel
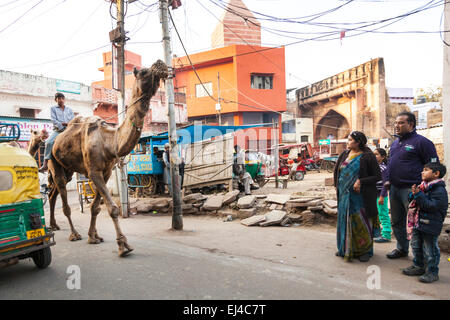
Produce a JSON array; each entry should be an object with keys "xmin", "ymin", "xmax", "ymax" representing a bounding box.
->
[{"xmin": 39, "ymin": 92, "xmax": 75, "ymax": 172}]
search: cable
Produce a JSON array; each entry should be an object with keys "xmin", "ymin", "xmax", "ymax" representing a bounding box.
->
[
  {"xmin": 0, "ymin": 0, "xmax": 43, "ymax": 34},
  {"xmin": 4, "ymin": 44, "xmax": 110, "ymax": 70}
]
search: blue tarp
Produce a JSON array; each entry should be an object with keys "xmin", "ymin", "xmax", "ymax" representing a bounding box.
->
[{"xmin": 155, "ymin": 124, "xmax": 267, "ymax": 145}]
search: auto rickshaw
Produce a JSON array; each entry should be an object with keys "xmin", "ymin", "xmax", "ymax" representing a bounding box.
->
[
  {"xmin": 244, "ymin": 150, "xmax": 267, "ymax": 187},
  {"xmin": 0, "ymin": 130, "xmax": 55, "ymax": 269}
]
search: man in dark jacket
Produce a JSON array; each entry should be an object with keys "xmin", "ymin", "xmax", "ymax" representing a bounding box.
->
[
  {"xmin": 402, "ymin": 162, "xmax": 448, "ymax": 283},
  {"xmin": 387, "ymin": 112, "xmax": 439, "ymax": 259}
]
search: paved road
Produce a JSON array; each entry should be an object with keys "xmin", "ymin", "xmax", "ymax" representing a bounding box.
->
[{"xmin": 2, "ymin": 172, "xmax": 448, "ymax": 301}]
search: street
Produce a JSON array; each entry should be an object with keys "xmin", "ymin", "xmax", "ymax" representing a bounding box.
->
[{"xmin": 1, "ymin": 172, "xmax": 449, "ymax": 300}]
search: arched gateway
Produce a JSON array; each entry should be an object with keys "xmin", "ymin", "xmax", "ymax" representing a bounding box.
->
[{"xmin": 296, "ymin": 58, "xmax": 387, "ymax": 144}]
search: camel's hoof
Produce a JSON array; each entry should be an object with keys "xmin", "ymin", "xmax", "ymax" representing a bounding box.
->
[
  {"xmin": 87, "ymin": 237, "xmax": 101, "ymax": 244},
  {"xmin": 69, "ymin": 233, "xmax": 82, "ymax": 241},
  {"xmin": 50, "ymin": 224, "xmax": 60, "ymax": 231},
  {"xmin": 95, "ymin": 235, "xmax": 104, "ymax": 242},
  {"xmin": 118, "ymin": 247, "xmax": 134, "ymax": 257}
]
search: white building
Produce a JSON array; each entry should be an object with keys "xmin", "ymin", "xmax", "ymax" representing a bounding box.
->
[
  {"xmin": 410, "ymin": 102, "xmax": 442, "ymax": 129},
  {"xmin": 0, "ymin": 70, "xmax": 93, "ymax": 137},
  {"xmin": 387, "ymin": 87, "xmax": 414, "ymax": 108},
  {"xmin": 281, "ymin": 113, "xmax": 313, "ymax": 144}
]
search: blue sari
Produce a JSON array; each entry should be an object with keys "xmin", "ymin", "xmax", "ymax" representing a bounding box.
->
[{"xmin": 336, "ymin": 153, "xmax": 375, "ymax": 261}]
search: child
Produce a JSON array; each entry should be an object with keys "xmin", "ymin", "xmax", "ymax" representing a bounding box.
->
[
  {"xmin": 373, "ymin": 148, "xmax": 391, "ymax": 243},
  {"xmin": 402, "ymin": 162, "xmax": 448, "ymax": 283}
]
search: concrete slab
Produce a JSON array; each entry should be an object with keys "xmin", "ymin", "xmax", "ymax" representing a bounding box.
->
[
  {"xmin": 323, "ymin": 200, "xmax": 338, "ymax": 209},
  {"xmin": 203, "ymin": 195, "xmax": 224, "ymax": 211},
  {"xmin": 260, "ymin": 210, "xmax": 288, "ymax": 227},
  {"xmin": 241, "ymin": 214, "xmax": 266, "ymax": 226},
  {"xmin": 265, "ymin": 194, "xmax": 291, "ymax": 205},
  {"xmin": 238, "ymin": 195, "xmax": 257, "ymax": 209},
  {"xmin": 222, "ymin": 190, "xmax": 240, "ymax": 205}
]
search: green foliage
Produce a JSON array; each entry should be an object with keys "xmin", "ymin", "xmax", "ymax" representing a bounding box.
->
[{"xmin": 414, "ymin": 86, "xmax": 442, "ymax": 104}]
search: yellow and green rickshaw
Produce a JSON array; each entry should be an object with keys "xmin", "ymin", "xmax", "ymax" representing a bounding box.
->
[{"xmin": 0, "ymin": 124, "xmax": 55, "ymax": 269}]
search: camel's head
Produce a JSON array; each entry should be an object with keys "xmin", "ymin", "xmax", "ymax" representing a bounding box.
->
[
  {"xmin": 30, "ymin": 128, "xmax": 49, "ymax": 143},
  {"xmin": 133, "ymin": 59, "xmax": 169, "ymax": 97}
]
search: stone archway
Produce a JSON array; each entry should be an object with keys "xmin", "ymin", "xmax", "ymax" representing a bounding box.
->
[{"xmin": 315, "ymin": 110, "xmax": 350, "ymax": 141}]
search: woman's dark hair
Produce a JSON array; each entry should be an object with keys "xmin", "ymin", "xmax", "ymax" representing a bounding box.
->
[
  {"xmin": 424, "ymin": 162, "xmax": 447, "ymax": 178},
  {"xmin": 375, "ymin": 148, "xmax": 388, "ymax": 164},
  {"xmin": 349, "ymin": 131, "xmax": 368, "ymax": 150},
  {"xmin": 397, "ymin": 111, "xmax": 416, "ymax": 128}
]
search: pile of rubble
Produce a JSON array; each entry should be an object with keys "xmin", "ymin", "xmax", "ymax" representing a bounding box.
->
[{"xmin": 129, "ymin": 187, "xmax": 338, "ymax": 227}]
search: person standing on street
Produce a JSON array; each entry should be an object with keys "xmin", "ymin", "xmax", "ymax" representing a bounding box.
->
[
  {"xmin": 373, "ymin": 148, "xmax": 392, "ymax": 243},
  {"xmin": 386, "ymin": 111, "xmax": 439, "ymax": 259},
  {"xmin": 39, "ymin": 93, "xmax": 74, "ymax": 172},
  {"xmin": 334, "ymin": 131, "xmax": 381, "ymax": 262},
  {"xmin": 163, "ymin": 143, "xmax": 172, "ymax": 196}
]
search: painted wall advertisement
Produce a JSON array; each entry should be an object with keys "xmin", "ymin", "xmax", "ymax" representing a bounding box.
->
[{"xmin": 0, "ymin": 117, "xmax": 53, "ymax": 141}]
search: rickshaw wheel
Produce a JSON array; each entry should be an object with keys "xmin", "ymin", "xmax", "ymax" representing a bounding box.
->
[
  {"xmin": 31, "ymin": 247, "xmax": 52, "ymax": 269},
  {"xmin": 295, "ymin": 171, "xmax": 304, "ymax": 181},
  {"xmin": 143, "ymin": 175, "xmax": 157, "ymax": 196}
]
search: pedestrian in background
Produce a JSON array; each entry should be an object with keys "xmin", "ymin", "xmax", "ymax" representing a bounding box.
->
[
  {"xmin": 163, "ymin": 143, "xmax": 172, "ymax": 196},
  {"xmin": 386, "ymin": 112, "xmax": 439, "ymax": 259},
  {"xmin": 334, "ymin": 131, "xmax": 381, "ymax": 262},
  {"xmin": 402, "ymin": 162, "xmax": 448, "ymax": 283},
  {"xmin": 373, "ymin": 148, "xmax": 391, "ymax": 243}
]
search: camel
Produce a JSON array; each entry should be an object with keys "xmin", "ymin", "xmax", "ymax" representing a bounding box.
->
[
  {"xmin": 47, "ymin": 60, "xmax": 168, "ymax": 257},
  {"xmin": 28, "ymin": 128, "xmax": 49, "ymax": 157}
]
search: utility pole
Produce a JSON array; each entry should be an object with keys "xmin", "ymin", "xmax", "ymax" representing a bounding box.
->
[
  {"xmin": 443, "ymin": 1, "xmax": 450, "ymax": 186},
  {"xmin": 217, "ymin": 72, "xmax": 222, "ymax": 125},
  {"xmin": 110, "ymin": 0, "xmax": 129, "ymax": 218},
  {"xmin": 159, "ymin": 0, "xmax": 183, "ymax": 230},
  {"xmin": 273, "ymin": 119, "xmax": 279, "ymax": 188}
]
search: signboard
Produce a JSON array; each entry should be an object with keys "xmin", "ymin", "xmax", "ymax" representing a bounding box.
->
[
  {"xmin": 0, "ymin": 117, "xmax": 53, "ymax": 141},
  {"xmin": 56, "ymin": 80, "xmax": 81, "ymax": 95},
  {"xmin": 318, "ymin": 139, "xmax": 331, "ymax": 145}
]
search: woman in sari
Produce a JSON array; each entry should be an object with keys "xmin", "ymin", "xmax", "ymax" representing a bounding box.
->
[{"xmin": 334, "ymin": 131, "xmax": 381, "ymax": 262}]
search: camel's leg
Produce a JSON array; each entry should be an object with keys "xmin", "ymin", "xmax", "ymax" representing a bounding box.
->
[
  {"xmin": 89, "ymin": 171, "xmax": 133, "ymax": 257},
  {"xmin": 49, "ymin": 161, "xmax": 82, "ymax": 241},
  {"xmin": 48, "ymin": 186, "xmax": 60, "ymax": 231},
  {"xmin": 87, "ymin": 191, "xmax": 104, "ymax": 244}
]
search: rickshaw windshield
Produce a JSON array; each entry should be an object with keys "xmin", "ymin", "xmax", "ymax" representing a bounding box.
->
[{"xmin": 0, "ymin": 144, "xmax": 40, "ymax": 205}]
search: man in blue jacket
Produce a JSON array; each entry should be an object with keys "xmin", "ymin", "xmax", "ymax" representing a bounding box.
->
[{"xmin": 386, "ymin": 112, "xmax": 439, "ymax": 259}]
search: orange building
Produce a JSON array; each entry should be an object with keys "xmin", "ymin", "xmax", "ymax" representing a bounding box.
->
[
  {"xmin": 172, "ymin": 0, "xmax": 286, "ymax": 149},
  {"xmin": 91, "ymin": 49, "xmax": 187, "ymax": 132},
  {"xmin": 92, "ymin": 50, "xmax": 142, "ymax": 90}
]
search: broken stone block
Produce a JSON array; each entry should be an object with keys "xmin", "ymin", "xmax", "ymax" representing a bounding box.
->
[
  {"xmin": 255, "ymin": 195, "xmax": 267, "ymax": 199},
  {"xmin": 287, "ymin": 213, "xmax": 302, "ymax": 223},
  {"xmin": 308, "ymin": 205, "xmax": 323, "ymax": 211},
  {"xmin": 305, "ymin": 199, "xmax": 322, "ymax": 207},
  {"xmin": 323, "ymin": 206, "xmax": 338, "ymax": 215},
  {"xmin": 222, "ymin": 190, "xmax": 240, "ymax": 205},
  {"xmin": 265, "ymin": 194, "xmax": 291, "ymax": 205},
  {"xmin": 237, "ymin": 195, "xmax": 257, "ymax": 209},
  {"xmin": 241, "ymin": 214, "xmax": 266, "ymax": 226},
  {"xmin": 203, "ymin": 194, "xmax": 224, "ymax": 211},
  {"xmin": 238, "ymin": 208, "xmax": 257, "ymax": 219},
  {"xmin": 269, "ymin": 203, "xmax": 278, "ymax": 210},
  {"xmin": 183, "ymin": 193, "xmax": 208, "ymax": 204},
  {"xmin": 300, "ymin": 210, "xmax": 315, "ymax": 226},
  {"xmin": 192, "ymin": 203, "xmax": 203, "ymax": 208},
  {"xmin": 136, "ymin": 203, "xmax": 152, "ymax": 213},
  {"xmin": 280, "ymin": 217, "xmax": 291, "ymax": 226},
  {"xmin": 323, "ymin": 200, "xmax": 338, "ymax": 209},
  {"xmin": 259, "ymin": 210, "xmax": 288, "ymax": 227}
]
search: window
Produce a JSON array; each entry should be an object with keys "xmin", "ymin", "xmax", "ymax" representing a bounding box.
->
[
  {"xmin": 195, "ymin": 82, "xmax": 213, "ymax": 98},
  {"xmin": 251, "ymin": 74, "xmax": 273, "ymax": 89},
  {"xmin": 301, "ymin": 135, "xmax": 309, "ymax": 142},
  {"xmin": 282, "ymin": 120, "xmax": 295, "ymax": 134},
  {"xmin": 19, "ymin": 108, "xmax": 35, "ymax": 118},
  {"xmin": 0, "ymin": 171, "xmax": 13, "ymax": 191}
]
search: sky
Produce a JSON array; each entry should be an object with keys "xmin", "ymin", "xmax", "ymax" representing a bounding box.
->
[{"xmin": 0, "ymin": 0, "xmax": 446, "ymax": 94}]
